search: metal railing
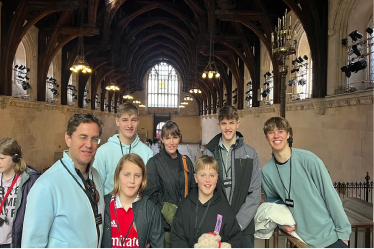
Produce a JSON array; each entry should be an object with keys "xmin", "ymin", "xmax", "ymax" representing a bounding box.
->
[{"xmin": 333, "ymin": 172, "xmax": 373, "ymax": 203}]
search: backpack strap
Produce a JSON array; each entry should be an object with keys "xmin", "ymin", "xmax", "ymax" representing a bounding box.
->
[{"xmin": 182, "ymin": 155, "xmax": 189, "ymax": 197}]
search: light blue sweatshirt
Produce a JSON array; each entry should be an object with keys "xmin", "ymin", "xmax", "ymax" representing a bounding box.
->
[
  {"xmin": 22, "ymin": 152, "xmax": 105, "ymax": 248},
  {"xmin": 262, "ymin": 148, "xmax": 351, "ymax": 248},
  {"xmin": 93, "ymin": 134, "xmax": 153, "ymax": 194}
]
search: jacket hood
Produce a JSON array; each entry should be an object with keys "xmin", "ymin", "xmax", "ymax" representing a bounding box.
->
[
  {"xmin": 25, "ymin": 165, "xmax": 41, "ymax": 176},
  {"xmin": 107, "ymin": 134, "xmax": 140, "ymax": 148},
  {"xmin": 206, "ymin": 131, "xmax": 244, "ymax": 152},
  {"xmin": 187, "ymin": 186, "xmax": 221, "ymax": 207}
]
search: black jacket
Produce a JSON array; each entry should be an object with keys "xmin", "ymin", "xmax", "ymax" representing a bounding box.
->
[
  {"xmin": 12, "ymin": 166, "xmax": 40, "ymax": 248},
  {"xmin": 144, "ymin": 148, "xmax": 196, "ymax": 231},
  {"xmin": 101, "ymin": 194, "xmax": 165, "ymax": 248},
  {"xmin": 170, "ymin": 187, "xmax": 242, "ymax": 248},
  {"xmin": 205, "ymin": 132, "xmax": 261, "ymax": 235}
]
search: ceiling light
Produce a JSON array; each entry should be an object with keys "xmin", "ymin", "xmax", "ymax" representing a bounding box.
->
[
  {"xmin": 181, "ymin": 102, "xmax": 188, "ymax": 105},
  {"xmin": 139, "ymin": 104, "xmax": 146, "ymax": 107},
  {"xmin": 106, "ymin": 80, "xmax": 120, "ymax": 91},
  {"xmin": 179, "ymin": 105, "xmax": 185, "ymax": 108},
  {"xmin": 123, "ymin": 94, "xmax": 133, "ymax": 99},
  {"xmin": 70, "ymin": 4, "xmax": 92, "ymax": 74},
  {"xmin": 184, "ymin": 95, "xmax": 193, "ymax": 101},
  {"xmin": 133, "ymin": 100, "xmax": 141, "ymax": 104},
  {"xmin": 202, "ymin": 7, "xmax": 220, "ymax": 79},
  {"xmin": 189, "ymin": 88, "xmax": 202, "ymax": 94}
]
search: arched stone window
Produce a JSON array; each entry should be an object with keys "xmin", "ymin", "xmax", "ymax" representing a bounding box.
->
[
  {"xmin": 147, "ymin": 62, "xmax": 178, "ymax": 108},
  {"xmin": 12, "ymin": 42, "xmax": 28, "ymax": 99},
  {"xmin": 295, "ymin": 31, "xmax": 313, "ymax": 100}
]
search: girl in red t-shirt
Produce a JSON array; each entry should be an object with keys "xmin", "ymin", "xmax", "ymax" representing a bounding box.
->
[{"xmin": 101, "ymin": 153, "xmax": 164, "ymax": 248}]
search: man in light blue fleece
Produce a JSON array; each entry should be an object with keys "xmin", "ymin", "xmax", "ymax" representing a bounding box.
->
[
  {"xmin": 262, "ymin": 117, "xmax": 351, "ymax": 248},
  {"xmin": 22, "ymin": 113, "xmax": 105, "ymax": 248},
  {"xmin": 93, "ymin": 102, "xmax": 153, "ymax": 194}
]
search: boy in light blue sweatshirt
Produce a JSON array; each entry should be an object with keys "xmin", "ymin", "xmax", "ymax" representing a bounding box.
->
[
  {"xmin": 262, "ymin": 117, "xmax": 351, "ymax": 248},
  {"xmin": 93, "ymin": 102, "xmax": 153, "ymax": 194}
]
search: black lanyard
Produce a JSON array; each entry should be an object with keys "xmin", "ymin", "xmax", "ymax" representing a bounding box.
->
[
  {"xmin": 60, "ymin": 160, "xmax": 100, "ymax": 242},
  {"xmin": 219, "ymin": 148, "xmax": 231, "ymax": 178},
  {"xmin": 114, "ymin": 198, "xmax": 135, "ymax": 247},
  {"xmin": 274, "ymin": 157, "xmax": 292, "ymax": 201},
  {"xmin": 60, "ymin": 159, "xmax": 94, "ymax": 202},
  {"xmin": 194, "ymin": 199, "xmax": 211, "ymax": 240},
  {"xmin": 118, "ymin": 136, "xmax": 131, "ymax": 155}
]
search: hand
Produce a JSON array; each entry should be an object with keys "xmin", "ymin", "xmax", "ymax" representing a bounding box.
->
[
  {"xmin": 342, "ymin": 240, "xmax": 348, "ymax": 246},
  {"xmin": 283, "ymin": 225, "xmax": 296, "ymax": 234},
  {"xmin": 146, "ymin": 243, "xmax": 150, "ymax": 248}
]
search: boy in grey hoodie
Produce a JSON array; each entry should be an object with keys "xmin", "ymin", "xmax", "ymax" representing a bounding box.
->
[
  {"xmin": 93, "ymin": 102, "xmax": 153, "ymax": 194},
  {"xmin": 204, "ymin": 105, "xmax": 261, "ymax": 248}
]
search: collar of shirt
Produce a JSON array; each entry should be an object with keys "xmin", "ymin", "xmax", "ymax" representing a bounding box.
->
[
  {"xmin": 115, "ymin": 194, "xmax": 140, "ymax": 209},
  {"xmin": 218, "ymin": 136, "xmax": 239, "ymax": 152}
]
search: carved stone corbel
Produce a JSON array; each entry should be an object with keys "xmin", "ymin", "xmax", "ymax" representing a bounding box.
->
[
  {"xmin": 273, "ymin": 104, "xmax": 280, "ymax": 116},
  {"xmin": 1, "ymin": 96, "xmax": 13, "ymax": 109},
  {"xmin": 312, "ymin": 99, "xmax": 325, "ymax": 115},
  {"xmin": 252, "ymin": 107, "xmax": 259, "ymax": 117}
]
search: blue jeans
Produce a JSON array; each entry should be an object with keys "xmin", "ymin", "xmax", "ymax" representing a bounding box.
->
[{"xmin": 326, "ymin": 239, "xmax": 348, "ymax": 248}]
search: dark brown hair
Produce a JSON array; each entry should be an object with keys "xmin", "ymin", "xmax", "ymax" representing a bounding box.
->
[
  {"xmin": 66, "ymin": 113, "xmax": 103, "ymax": 136},
  {"xmin": 263, "ymin": 116, "xmax": 292, "ymax": 135},
  {"xmin": 161, "ymin": 120, "xmax": 181, "ymax": 139},
  {"xmin": 218, "ymin": 105, "xmax": 239, "ymax": 122}
]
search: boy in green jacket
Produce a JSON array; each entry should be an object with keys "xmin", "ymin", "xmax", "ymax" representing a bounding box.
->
[{"xmin": 262, "ymin": 117, "xmax": 351, "ymax": 248}]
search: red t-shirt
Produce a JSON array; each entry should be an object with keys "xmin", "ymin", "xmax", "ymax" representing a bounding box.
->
[{"xmin": 110, "ymin": 196, "xmax": 139, "ymax": 248}]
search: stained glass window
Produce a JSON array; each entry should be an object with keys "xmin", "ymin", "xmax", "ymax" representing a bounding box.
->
[{"xmin": 147, "ymin": 62, "xmax": 178, "ymax": 107}]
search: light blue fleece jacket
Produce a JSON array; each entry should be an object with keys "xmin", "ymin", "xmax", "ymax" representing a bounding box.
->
[
  {"xmin": 262, "ymin": 148, "xmax": 351, "ymax": 248},
  {"xmin": 22, "ymin": 151, "xmax": 105, "ymax": 248},
  {"xmin": 93, "ymin": 134, "xmax": 153, "ymax": 194}
]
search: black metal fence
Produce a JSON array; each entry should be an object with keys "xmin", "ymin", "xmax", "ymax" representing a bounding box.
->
[{"xmin": 333, "ymin": 172, "xmax": 374, "ymax": 203}]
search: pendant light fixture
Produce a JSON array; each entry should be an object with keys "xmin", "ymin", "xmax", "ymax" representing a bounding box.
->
[{"xmin": 70, "ymin": 2, "xmax": 92, "ymax": 73}]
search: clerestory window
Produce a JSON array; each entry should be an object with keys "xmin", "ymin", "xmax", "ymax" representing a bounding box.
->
[{"xmin": 147, "ymin": 62, "xmax": 178, "ymax": 108}]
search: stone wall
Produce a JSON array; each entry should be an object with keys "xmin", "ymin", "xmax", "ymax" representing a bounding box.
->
[
  {"xmin": 201, "ymin": 91, "xmax": 373, "ymax": 183},
  {"xmin": 0, "ymin": 96, "xmax": 118, "ymax": 172}
]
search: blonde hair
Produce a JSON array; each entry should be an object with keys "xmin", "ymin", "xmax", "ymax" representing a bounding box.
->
[
  {"xmin": 195, "ymin": 155, "xmax": 219, "ymax": 174},
  {"xmin": 0, "ymin": 138, "xmax": 27, "ymax": 174},
  {"xmin": 116, "ymin": 102, "xmax": 139, "ymax": 119},
  {"xmin": 112, "ymin": 153, "xmax": 147, "ymax": 199}
]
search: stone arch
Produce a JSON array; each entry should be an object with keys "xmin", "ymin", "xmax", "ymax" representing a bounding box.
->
[
  {"xmin": 20, "ymin": 28, "xmax": 38, "ymax": 100},
  {"xmin": 12, "ymin": 42, "xmax": 27, "ymax": 99}
]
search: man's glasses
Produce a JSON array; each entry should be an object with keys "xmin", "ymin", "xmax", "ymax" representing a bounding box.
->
[
  {"xmin": 86, "ymin": 179, "xmax": 100, "ymax": 204},
  {"xmin": 72, "ymin": 134, "xmax": 101, "ymax": 145}
]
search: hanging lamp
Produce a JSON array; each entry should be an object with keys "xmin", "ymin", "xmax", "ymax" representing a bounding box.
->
[{"xmin": 70, "ymin": 3, "xmax": 92, "ymax": 74}]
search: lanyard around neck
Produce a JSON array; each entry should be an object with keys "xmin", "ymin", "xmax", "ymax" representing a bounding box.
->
[
  {"xmin": 118, "ymin": 136, "xmax": 131, "ymax": 155},
  {"xmin": 0, "ymin": 174, "xmax": 20, "ymax": 212},
  {"xmin": 219, "ymin": 148, "xmax": 231, "ymax": 178},
  {"xmin": 114, "ymin": 198, "xmax": 134, "ymax": 247},
  {"xmin": 194, "ymin": 198, "xmax": 212, "ymax": 240},
  {"xmin": 274, "ymin": 156, "xmax": 292, "ymax": 201}
]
